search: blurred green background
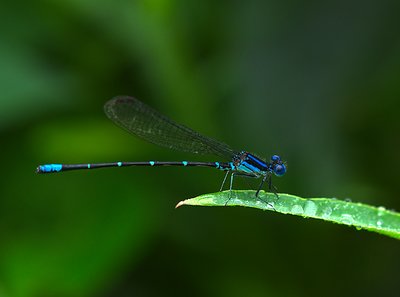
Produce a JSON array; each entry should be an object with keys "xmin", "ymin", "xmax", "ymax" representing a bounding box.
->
[{"xmin": 1, "ymin": 0, "xmax": 399, "ymax": 296}]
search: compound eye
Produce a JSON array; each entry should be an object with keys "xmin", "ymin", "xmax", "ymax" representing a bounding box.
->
[
  {"xmin": 274, "ymin": 164, "xmax": 286, "ymax": 177},
  {"xmin": 271, "ymin": 155, "xmax": 281, "ymax": 162}
]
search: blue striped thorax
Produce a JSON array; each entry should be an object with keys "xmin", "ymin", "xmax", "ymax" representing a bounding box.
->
[{"xmin": 233, "ymin": 151, "xmax": 286, "ymax": 177}]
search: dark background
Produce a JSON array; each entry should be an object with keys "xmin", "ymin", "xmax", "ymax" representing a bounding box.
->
[{"xmin": 1, "ymin": 1, "xmax": 399, "ymax": 296}]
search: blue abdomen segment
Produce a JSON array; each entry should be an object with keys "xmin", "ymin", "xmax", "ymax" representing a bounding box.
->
[
  {"xmin": 37, "ymin": 164, "xmax": 63, "ymax": 173},
  {"xmin": 215, "ymin": 162, "xmax": 234, "ymax": 171}
]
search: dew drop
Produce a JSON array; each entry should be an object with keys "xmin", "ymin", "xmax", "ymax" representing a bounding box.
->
[
  {"xmin": 291, "ymin": 205, "xmax": 304, "ymax": 214},
  {"xmin": 377, "ymin": 206, "xmax": 386, "ymax": 217},
  {"xmin": 321, "ymin": 206, "xmax": 332, "ymax": 218},
  {"xmin": 377, "ymin": 220, "xmax": 383, "ymax": 227},
  {"xmin": 340, "ymin": 214, "xmax": 355, "ymax": 225},
  {"xmin": 304, "ymin": 200, "xmax": 317, "ymax": 217}
]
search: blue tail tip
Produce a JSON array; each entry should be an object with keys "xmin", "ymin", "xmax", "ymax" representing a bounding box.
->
[{"xmin": 36, "ymin": 164, "xmax": 62, "ymax": 173}]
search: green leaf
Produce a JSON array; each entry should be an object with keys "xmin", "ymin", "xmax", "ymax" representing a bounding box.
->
[{"xmin": 176, "ymin": 190, "xmax": 400, "ymax": 240}]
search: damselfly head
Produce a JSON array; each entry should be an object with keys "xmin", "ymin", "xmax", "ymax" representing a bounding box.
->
[{"xmin": 270, "ymin": 155, "xmax": 286, "ymax": 177}]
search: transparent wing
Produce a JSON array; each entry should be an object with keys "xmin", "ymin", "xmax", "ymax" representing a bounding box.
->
[{"xmin": 104, "ymin": 96, "xmax": 234, "ymax": 158}]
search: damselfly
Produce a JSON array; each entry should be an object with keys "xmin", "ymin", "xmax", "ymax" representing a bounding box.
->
[{"xmin": 37, "ymin": 96, "xmax": 286, "ymax": 199}]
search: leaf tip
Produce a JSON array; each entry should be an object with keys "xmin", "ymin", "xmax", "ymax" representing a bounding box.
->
[{"xmin": 175, "ymin": 200, "xmax": 186, "ymax": 208}]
